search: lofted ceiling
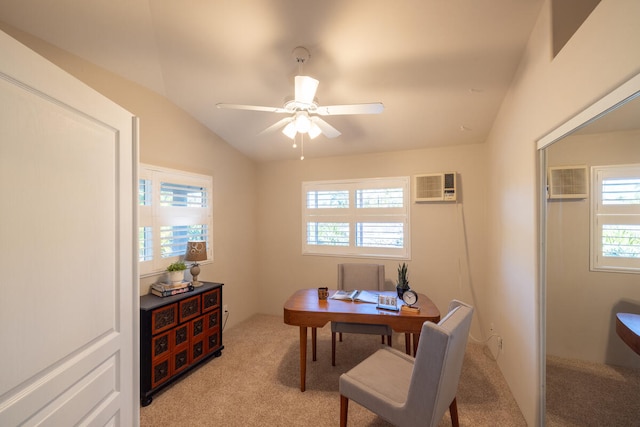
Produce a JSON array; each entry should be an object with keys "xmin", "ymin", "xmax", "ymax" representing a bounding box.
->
[{"xmin": 0, "ymin": 0, "xmax": 544, "ymax": 162}]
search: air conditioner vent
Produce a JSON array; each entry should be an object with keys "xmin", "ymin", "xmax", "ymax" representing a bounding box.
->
[
  {"xmin": 414, "ymin": 172, "xmax": 457, "ymax": 202},
  {"xmin": 548, "ymin": 165, "xmax": 588, "ymax": 199}
]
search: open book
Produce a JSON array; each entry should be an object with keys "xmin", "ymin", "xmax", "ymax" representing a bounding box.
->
[{"xmin": 330, "ymin": 290, "xmax": 379, "ymax": 304}]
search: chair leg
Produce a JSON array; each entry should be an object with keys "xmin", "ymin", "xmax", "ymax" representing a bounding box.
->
[
  {"xmin": 340, "ymin": 394, "xmax": 349, "ymax": 427},
  {"xmin": 386, "ymin": 334, "xmax": 392, "ymax": 346},
  {"xmin": 339, "ymin": 332, "xmax": 343, "ymax": 342},
  {"xmin": 381, "ymin": 335, "xmax": 384, "ymax": 344},
  {"xmin": 332, "ymin": 332, "xmax": 337, "ymax": 366},
  {"xmin": 449, "ymin": 397, "xmax": 459, "ymax": 427}
]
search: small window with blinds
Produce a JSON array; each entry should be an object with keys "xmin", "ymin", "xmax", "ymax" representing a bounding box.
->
[
  {"xmin": 139, "ymin": 164, "xmax": 213, "ymax": 276},
  {"xmin": 591, "ymin": 164, "xmax": 640, "ymax": 272},
  {"xmin": 302, "ymin": 177, "xmax": 410, "ymax": 259}
]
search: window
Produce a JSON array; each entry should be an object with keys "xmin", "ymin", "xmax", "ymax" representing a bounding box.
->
[
  {"xmin": 139, "ymin": 164, "xmax": 213, "ymax": 276},
  {"xmin": 302, "ymin": 177, "xmax": 410, "ymax": 259},
  {"xmin": 591, "ymin": 164, "xmax": 640, "ymax": 272}
]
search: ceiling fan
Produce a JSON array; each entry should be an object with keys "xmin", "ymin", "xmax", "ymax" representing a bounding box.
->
[{"xmin": 216, "ymin": 47, "xmax": 384, "ymax": 141}]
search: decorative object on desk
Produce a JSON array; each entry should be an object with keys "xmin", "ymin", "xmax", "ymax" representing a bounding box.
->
[
  {"xmin": 396, "ymin": 262, "xmax": 410, "ymax": 297},
  {"xmin": 317, "ymin": 287, "xmax": 329, "ymax": 300},
  {"xmin": 401, "ymin": 289, "xmax": 418, "ymax": 306},
  {"xmin": 401, "ymin": 304, "xmax": 421, "ymax": 314},
  {"xmin": 377, "ymin": 294, "xmax": 399, "ymax": 311},
  {"xmin": 330, "ymin": 289, "xmax": 379, "ymax": 304},
  {"xmin": 166, "ymin": 261, "xmax": 187, "ymax": 284},
  {"xmin": 185, "ymin": 241, "xmax": 207, "ymax": 287},
  {"xmin": 401, "ymin": 289, "xmax": 420, "ymax": 313},
  {"xmin": 150, "ymin": 282, "xmax": 193, "ymax": 297}
]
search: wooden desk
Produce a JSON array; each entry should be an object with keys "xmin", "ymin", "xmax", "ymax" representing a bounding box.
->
[
  {"xmin": 616, "ymin": 313, "xmax": 640, "ymax": 356},
  {"xmin": 283, "ymin": 288, "xmax": 440, "ymax": 391}
]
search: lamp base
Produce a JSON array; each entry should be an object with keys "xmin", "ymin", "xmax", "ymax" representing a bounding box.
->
[{"xmin": 190, "ymin": 263, "xmax": 203, "ymax": 287}]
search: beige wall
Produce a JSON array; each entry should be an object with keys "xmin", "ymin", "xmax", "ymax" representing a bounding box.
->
[
  {"xmin": 547, "ymin": 130, "xmax": 640, "ymax": 369},
  {"xmin": 256, "ymin": 144, "xmax": 489, "ymax": 341},
  {"xmin": 485, "ymin": 0, "xmax": 640, "ymax": 424},
  {"xmin": 0, "ymin": 24, "xmax": 261, "ymax": 330}
]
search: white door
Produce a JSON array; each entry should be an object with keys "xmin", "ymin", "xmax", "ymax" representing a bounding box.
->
[{"xmin": 0, "ymin": 31, "xmax": 138, "ymax": 426}]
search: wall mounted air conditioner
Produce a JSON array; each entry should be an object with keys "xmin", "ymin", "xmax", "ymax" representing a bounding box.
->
[
  {"xmin": 413, "ymin": 172, "xmax": 457, "ymax": 202},
  {"xmin": 547, "ymin": 165, "xmax": 588, "ymax": 199}
]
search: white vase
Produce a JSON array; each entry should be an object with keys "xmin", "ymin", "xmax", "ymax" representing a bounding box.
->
[{"xmin": 168, "ymin": 270, "xmax": 184, "ymax": 284}]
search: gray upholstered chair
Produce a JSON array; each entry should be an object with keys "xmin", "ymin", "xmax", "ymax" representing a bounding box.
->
[
  {"xmin": 339, "ymin": 300, "xmax": 474, "ymax": 427},
  {"xmin": 331, "ymin": 263, "xmax": 392, "ymax": 366}
]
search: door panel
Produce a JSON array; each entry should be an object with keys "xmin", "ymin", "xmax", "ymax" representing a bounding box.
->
[{"xmin": 0, "ymin": 30, "xmax": 137, "ymax": 426}]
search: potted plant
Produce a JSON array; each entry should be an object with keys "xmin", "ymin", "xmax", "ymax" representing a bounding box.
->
[
  {"xmin": 396, "ymin": 262, "xmax": 410, "ymax": 297},
  {"xmin": 166, "ymin": 261, "xmax": 187, "ymax": 284}
]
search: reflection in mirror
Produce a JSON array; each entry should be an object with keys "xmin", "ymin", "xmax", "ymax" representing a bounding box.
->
[{"xmin": 539, "ymin": 76, "xmax": 640, "ymax": 425}]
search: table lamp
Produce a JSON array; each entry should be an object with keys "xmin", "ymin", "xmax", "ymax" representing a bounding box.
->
[{"xmin": 185, "ymin": 241, "xmax": 207, "ymax": 287}]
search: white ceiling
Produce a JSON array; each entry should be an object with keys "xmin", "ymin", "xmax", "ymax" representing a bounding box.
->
[{"xmin": 0, "ymin": 0, "xmax": 544, "ymax": 162}]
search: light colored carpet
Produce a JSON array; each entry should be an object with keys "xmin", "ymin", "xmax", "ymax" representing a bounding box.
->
[
  {"xmin": 546, "ymin": 354, "xmax": 640, "ymax": 427},
  {"xmin": 140, "ymin": 313, "xmax": 527, "ymax": 426}
]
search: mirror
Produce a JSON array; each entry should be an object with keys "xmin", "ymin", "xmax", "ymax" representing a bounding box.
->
[{"xmin": 538, "ymin": 74, "xmax": 640, "ymax": 425}]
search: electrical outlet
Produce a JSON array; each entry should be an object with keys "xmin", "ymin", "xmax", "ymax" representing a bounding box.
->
[{"xmin": 223, "ymin": 304, "xmax": 228, "ymax": 313}]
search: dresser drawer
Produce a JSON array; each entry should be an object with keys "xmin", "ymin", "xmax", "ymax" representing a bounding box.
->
[
  {"xmin": 151, "ymin": 356, "xmax": 171, "ymax": 389},
  {"xmin": 179, "ymin": 295, "xmax": 201, "ymax": 323},
  {"xmin": 202, "ymin": 288, "xmax": 221, "ymax": 312},
  {"xmin": 191, "ymin": 315, "xmax": 206, "ymax": 341},
  {"xmin": 152, "ymin": 331, "xmax": 171, "ymax": 360},
  {"xmin": 204, "ymin": 309, "xmax": 221, "ymax": 331},
  {"xmin": 151, "ymin": 303, "xmax": 177, "ymax": 334}
]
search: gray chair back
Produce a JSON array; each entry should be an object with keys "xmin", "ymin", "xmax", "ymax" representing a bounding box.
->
[
  {"xmin": 338, "ymin": 263, "xmax": 385, "ymax": 291},
  {"xmin": 406, "ymin": 300, "xmax": 473, "ymax": 426}
]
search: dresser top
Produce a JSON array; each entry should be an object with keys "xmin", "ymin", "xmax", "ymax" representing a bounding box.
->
[{"xmin": 140, "ymin": 282, "xmax": 223, "ymax": 311}]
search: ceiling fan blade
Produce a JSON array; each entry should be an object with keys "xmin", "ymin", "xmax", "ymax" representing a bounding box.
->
[
  {"xmin": 311, "ymin": 116, "xmax": 341, "ymax": 138},
  {"xmin": 216, "ymin": 103, "xmax": 288, "ymax": 114},
  {"xmin": 295, "ymin": 76, "xmax": 319, "ymax": 105},
  {"xmin": 315, "ymin": 102, "xmax": 384, "ymax": 116},
  {"xmin": 258, "ymin": 117, "xmax": 293, "ymax": 135}
]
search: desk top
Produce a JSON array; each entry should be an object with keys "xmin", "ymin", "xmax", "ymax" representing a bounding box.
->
[
  {"xmin": 283, "ymin": 288, "xmax": 440, "ymax": 334},
  {"xmin": 616, "ymin": 313, "xmax": 640, "ymax": 356}
]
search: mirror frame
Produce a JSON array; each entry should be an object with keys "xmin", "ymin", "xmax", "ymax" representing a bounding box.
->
[{"xmin": 536, "ymin": 72, "xmax": 640, "ymax": 422}]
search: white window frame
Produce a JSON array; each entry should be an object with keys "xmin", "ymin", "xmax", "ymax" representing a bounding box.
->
[
  {"xmin": 590, "ymin": 164, "xmax": 640, "ymax": 273},
  {"xmin": 139, "ymin": 164, "xmax": 213, "ymax": 276},
  {"xmin": 302, "ymin": 176, "xmax": 410, "ymax": 259}
]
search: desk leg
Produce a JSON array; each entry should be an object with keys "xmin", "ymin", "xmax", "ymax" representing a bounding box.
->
[
  {"xmin": 299, "ymin": 326, "xmax": 307, "ymax": 392},
  {"xmin": 312, "ymin": 327, "xmax": 317, "ymax": 361},
  {"xmin": 412, "ymin": 333, "xmax": 420, "ymax": 356}
]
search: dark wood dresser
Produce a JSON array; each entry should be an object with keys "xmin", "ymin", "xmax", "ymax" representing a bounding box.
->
[{"xmin": 140, "ymin": 282, "xmax": 224, "ymax": 406}]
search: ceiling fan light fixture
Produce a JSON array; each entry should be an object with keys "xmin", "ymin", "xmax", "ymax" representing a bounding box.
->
[
  {"xmin": 282, "ymin": 121, "xmax": 297, "ymax": 139},
  {"xmin": 308, "ymin": 122, "xmax": 322, "ymax": 139},
  {"xmin": 295, "ymin": 111, "xmax": 311, "ymax": 133}
]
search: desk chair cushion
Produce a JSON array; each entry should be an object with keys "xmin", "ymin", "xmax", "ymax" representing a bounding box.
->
[
  {"xmin": 341, "ymin": 346, "xmax": 414, "ymax": 409},
  {"xmin": 339, "ymin": 300, "xmax": 473, "ymax": 427}
]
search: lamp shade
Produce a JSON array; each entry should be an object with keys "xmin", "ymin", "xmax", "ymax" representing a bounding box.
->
[{"xmin": 185, "ymin": 241, "xmax": 207, "ymax": 262}]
